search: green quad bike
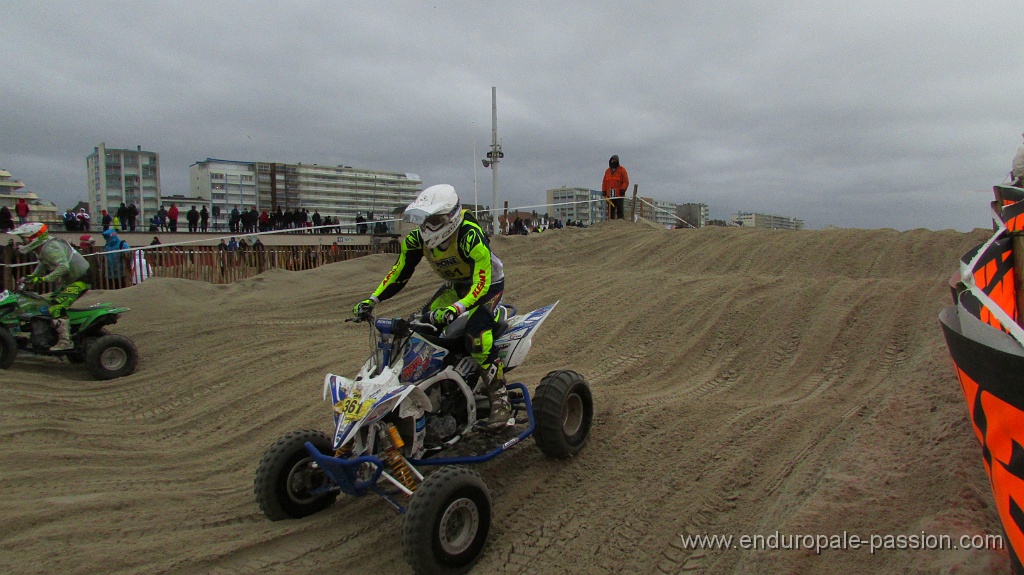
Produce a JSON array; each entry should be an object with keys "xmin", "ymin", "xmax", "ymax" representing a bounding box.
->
[{"xmin": 0, "ymin": 286, "xmax": 138, "ymax": 380}]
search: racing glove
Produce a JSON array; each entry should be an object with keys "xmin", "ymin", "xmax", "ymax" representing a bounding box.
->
[
  {"xmin": 430, "ymin": 303, "xmax": 465, "ymax": 327},
  {"xmin": 353, "ymin": 297, "xmax": 378, "ymax": 320},
  {"xmin": 18, "ymin": 276, "xmax": 41, "ymax": 291}
]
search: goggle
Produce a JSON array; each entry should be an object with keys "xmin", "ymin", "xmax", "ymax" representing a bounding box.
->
[{"xmin": 423, "ymin": 213, "xmax": 451, "ymax": 230}]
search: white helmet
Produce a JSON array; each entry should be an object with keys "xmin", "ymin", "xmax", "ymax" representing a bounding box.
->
[
  {"xmin": 404, "ymin": 184, "xmax": 463, "ymax": 249},
  {"xmin": 9, "ymin": 222, "xmax": 50, "ymax": 255}
]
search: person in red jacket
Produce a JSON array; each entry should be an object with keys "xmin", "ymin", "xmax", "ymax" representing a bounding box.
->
[
  {"xmin": 167, "ymin": 203, "xmax": 179, "ymax": 232},
  {"xmin": 15, "ymin": 198, "xmax": 30, "ymax": 224},
  {"xmin": 601, "ymin": 154, "xmax": 630, "ymax": 220}
]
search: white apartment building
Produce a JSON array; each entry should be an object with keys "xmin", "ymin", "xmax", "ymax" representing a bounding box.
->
[
  {"xmin": 0, "ymin": 169, "xmax": 24, "ymax": 196},
  {"xmin": 188, "ymin": 159, "xmax": 258, "ymax": 217},
  {"xmin": 546, "ymin": 187, "xmax": 606, "ymax": 225},
  {"xmin": 632, "ymin": 197, "xmax": 655, "ymax": 220},
  {"xmin": 732, "ymin": 211, "xmax": 805, "ymax": 230},
  {"xmin": 0, "ymin": 169, "xmax": 59, "ymax": 221},
  {"xmin": 86, "ymin": 143, "xmax": 161, "ymax": 220},
  {"xmin": 651, "ymin": 199, "xmax": 679, "ymax": 228},
  {"xmin": 189, "ymin": 159, "xmax": 422, "ymax": 230}
]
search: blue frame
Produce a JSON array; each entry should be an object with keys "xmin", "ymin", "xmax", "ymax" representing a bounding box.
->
[
  {"xmin": 303, "ymin": 382, "xmax": 535, "ymax": 513},
  {"xmin": 408, "ymin": 382, "xmax": 534, "ymax": 466}
]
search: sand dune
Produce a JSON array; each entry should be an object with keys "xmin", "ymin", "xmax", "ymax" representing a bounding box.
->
[{"xmin": 0, "ymin": 221, "xmax": 1009, "ymax": 574}]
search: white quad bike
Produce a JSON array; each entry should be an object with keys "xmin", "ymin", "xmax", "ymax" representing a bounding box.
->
[{"xmin": 254, "ymin": 301, "xmax": 593, "ymax": 575}]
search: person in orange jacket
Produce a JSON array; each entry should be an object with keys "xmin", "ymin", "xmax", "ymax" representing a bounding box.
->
[{"xmin": 602, "ymin": 154, "xmax": 630, "ymax": 220}]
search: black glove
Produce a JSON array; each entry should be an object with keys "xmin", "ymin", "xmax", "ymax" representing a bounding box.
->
[{"xmin": 353, "ymin": 298, "xmax": 376, "ymax": 321}]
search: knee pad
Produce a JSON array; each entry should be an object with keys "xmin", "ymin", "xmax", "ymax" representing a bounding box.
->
[{"xmin": 467, "ymin": 330, "xmax": 493, "ymax": 356}]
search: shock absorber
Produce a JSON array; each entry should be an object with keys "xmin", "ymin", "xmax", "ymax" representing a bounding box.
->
[{"xmin": 384, "ymin": 424, "xmax": 418, "ymax": 492}]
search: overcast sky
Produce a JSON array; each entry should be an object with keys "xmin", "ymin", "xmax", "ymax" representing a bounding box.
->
[{"xmin": 3, "ymin": 1, "xmax": 1021, "ymax": 231}]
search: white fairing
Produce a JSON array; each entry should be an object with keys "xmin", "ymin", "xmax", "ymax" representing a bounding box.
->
[
  {"xmin": 494, "ymin": 301, "xmax": 558, "ymax": 370},
  {"xmin": 323, "ymin": 366, "xmax": 432, "ymax": 452},
  {"xmin": 318, "ymin": 301, "xmax": 558, "ymax": 460}
]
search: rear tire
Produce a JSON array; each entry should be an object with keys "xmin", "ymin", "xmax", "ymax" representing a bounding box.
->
[
  {"xmin": 254, "ymin": 429, "xmax": 338, "ymax": 520},
  {"xmin": 85, "ymin": 334, "xmax": 138, "ymax": 380},
  {"xmin": 68, "ymin": 327, "xmax": 109, "ymax": 364},
  {"xmin": 533, "ymin": 370, "xmax": 593, "ymax": 458},
  {"xmin": 402, "ymin": 466, "xmax": 491, "ymax": 575},
  {"xmin": 0, "ymin": 328, "xmax": 16, "ymax": 370}
]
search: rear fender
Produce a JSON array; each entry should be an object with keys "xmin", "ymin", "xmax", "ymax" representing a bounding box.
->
[
  {"xmin": 68, "ymin": 304, "xmax": 129, "ymax": 331},
  {"xmin": 68, "ymin": 304, "xmax": 129, "ymax": 318},
  {"xmin": 494, "ymin": 301, "xmax": 558, "ymax": 370}
]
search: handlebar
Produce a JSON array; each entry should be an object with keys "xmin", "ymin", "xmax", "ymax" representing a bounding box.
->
[
  {"xmin": 344, "ymin": 311, "xmax": 439, "ymax": 335},
  {"xmin": 348, "ymin": 308, "xmax": 374, "ymax": 323},
  {"xmin": 6, "ymin": 286, "xmax": 41, "ymax": 298},
  {"xmin": 409, "ymin": 317, "xmax": 438, "ymax": 334}
]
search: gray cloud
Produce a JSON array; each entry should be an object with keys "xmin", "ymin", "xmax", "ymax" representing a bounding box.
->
[{"xmin": 2, "ymin": 0, "xmax": 1021, "ymax": 231}]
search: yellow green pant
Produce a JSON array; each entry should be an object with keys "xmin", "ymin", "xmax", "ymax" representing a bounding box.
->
[
  {"xmin": 48, "ymin": 280, "xmax": 90, "ymax": 319},
  {"xmin": 426, "ymin": 279, "xmax": 504, "ymax": 368}
]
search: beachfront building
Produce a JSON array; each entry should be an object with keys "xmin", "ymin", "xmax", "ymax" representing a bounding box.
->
[
  {"xmin": 87, "ymin": 143, "xmax": 161, "ymax": 222},
  {"xmin": 732, "ymin": 211, "xmax": 805, "ymax": 230},
  {"xmin": 0, "ymin": 169, "xmax": 60, "ymax": 222},
  {"xmin": 632, "ymin": 197, "xmax": 656, "ymax": 221},
  {"xmin": 651, "ymin": 199, "xmax": 679, "ymax": 228},
  {"xmin": 0, "ymin": 169, "xmax": 24, "ymax": 197},
  {"xmin": 188, "ymin": 159, "xmax": 258, "ymax": 219},
  {"xmin": 676, "ymin": 203, "xmax": 709, "ymax": 228},
  {"xmin": 189, "ymin": 159, "xmax": 422, "ymax": 231},
  {"xmin": 546, "ymin": 187, "xmax": 606, "ymax": 225}
]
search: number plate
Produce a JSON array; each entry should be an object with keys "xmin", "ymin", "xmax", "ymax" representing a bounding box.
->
[{"xmin": 335, "ymin": 396, "xmax": 374, "ymax": 422}]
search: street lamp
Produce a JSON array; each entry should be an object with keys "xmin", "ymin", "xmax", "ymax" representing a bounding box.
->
[{"xmin": 481, "ymin": 145, "xmax": 503, "ymax": 233}]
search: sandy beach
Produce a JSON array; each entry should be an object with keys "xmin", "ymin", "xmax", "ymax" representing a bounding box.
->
[{"xmin": 0, "ymin": 220, "xmax": 1009, "ymax": 574}]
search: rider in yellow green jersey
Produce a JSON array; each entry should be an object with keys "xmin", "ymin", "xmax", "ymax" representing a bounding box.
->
[{"xmin": 354, "ymin": 184, "xmax": 510, "ymax": 429}]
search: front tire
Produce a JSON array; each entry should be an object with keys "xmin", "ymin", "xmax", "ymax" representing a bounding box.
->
[
  {"xmin": 0, "ymin": 328, "xmax": 16, "ymax": 369},
  {"xmin": 85, "ymin": 334, "xmax": 138, "ymax": 380},
  {"xmin": 254, "ymin": 429, "xmax": 338, "ymax": 520},
  {"xmin": 533, "ymin": 370, "xmax": 593, "ymax": 458},
  {"xmin": 402, "ymin": 466, "xmax": 491, "ymax": 575}
]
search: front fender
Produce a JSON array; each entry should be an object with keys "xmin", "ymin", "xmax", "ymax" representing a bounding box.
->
[{"xmin": 324, "ymin": 367, "xmax": 433, "ymax": 451}]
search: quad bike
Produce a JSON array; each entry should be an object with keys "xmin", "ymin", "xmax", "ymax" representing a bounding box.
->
[
  {"xmin": 254, "ymin": 301, "xmax": 593, "ymax": 575},
  {"xmin": 0, "ymin": 287, "xmax": 138, "ymax": 380}
]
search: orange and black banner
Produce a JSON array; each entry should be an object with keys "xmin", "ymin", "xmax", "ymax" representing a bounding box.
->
[
  {"xmin": 1006, "ymin": 200, "xmax": 1024, "ymax": 233},
  {"xmin": 998, "ymin": 186, "xmax": 1024, "ymax": 230},
  {"xmin": 941, "ymin": 306, "xmax": 1024, "ymax": 573}
]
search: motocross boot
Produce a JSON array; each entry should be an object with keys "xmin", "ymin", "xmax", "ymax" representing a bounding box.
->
[
  {"xmin": 481, "ymin": 359, "xmax": 511, "ymax": 430},
  {"xmin": 51, "ymin": 318, "xmax": 74, "ymax": 351}
]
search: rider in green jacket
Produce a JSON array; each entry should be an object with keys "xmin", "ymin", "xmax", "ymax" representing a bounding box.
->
[
  {"xmin": 354, "ymin": 184, "xmax": 511, "ymax": 429},
  {"xmin": 9, "ymin": 223, "xmax": 92, "ymax": 350}
]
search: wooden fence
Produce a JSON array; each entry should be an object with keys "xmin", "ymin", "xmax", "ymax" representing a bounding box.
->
[{"xmin": 1, "ymin": 239, "xmax": 400, "ymax": 292}]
